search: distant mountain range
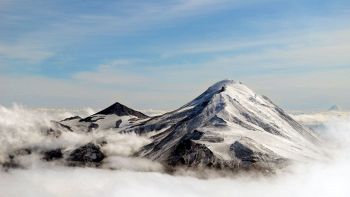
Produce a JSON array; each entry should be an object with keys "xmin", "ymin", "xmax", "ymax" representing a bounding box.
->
[{"xmin": 3, "ymin": 80, "xmax": 324, "ymax": 172}]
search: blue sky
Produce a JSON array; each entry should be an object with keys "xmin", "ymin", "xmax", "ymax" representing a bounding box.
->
[{"xmin": 1, "ymin": 0, "xmax": 350, "ymax": 111}]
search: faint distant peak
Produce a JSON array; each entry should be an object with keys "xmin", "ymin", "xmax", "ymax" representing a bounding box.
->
[{"xmin": 328, "ymin": 105, "xmax": 341, "ymax": 111}]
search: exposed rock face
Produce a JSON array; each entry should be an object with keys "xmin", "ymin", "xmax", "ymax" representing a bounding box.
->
[
  {"xmin": 167, "ymin": 140, "xmax": 218, "ymax": 168},
  {"xmin": 165, "ymin": 130, "xmax": 217, "ymax": 167},
  {"xmin": 115, "ymin": 120, "xmax": 122, "ymax": 128},
  {"xmin": 42, "ymin": 149, "xmax": 63, "ymax": 161},
  {"xmin": 231, "ymin": 141, "xmax": 255, "ymax": 163},
  {"xmin": 62, "ymin": 116, "xmax": 82, "ymax": 121},
  {"xmin": 68, "ymin": 143, "xmax": 105, "ymax": 166},
  {"xmin": 93, "ymin": 102, "xmax": 149, "ymax": 118}
]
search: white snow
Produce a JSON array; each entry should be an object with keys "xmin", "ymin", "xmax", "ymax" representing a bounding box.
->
[{"xmin": 187, "ymin": 80, "xmax": 323, "ymax": 161}]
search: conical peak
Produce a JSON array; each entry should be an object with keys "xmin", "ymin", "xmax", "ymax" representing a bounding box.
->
[
  {"xmin": 95, "ymin": 102, "xmax": 130, "ymax": 115},
  {"xmin": 182, "ymin": 80, "xmax": 239, "ymax": 108},
  {"xmin": 95, "ymin": 102, "xmax": 149, "ymax": 118},
  {"xmin": 205, "ymin": 79, "xmax": 255, "ymax": 99}
]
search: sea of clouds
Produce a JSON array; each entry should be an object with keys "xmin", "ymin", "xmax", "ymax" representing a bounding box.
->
[{"xmin": 0, "ymin": 104, "xmax": 349, "ymax": 197}]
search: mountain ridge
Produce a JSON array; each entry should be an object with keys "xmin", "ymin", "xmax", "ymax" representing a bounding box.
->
[{"xmin": 24, "ymin": 79, "xmax": 324, "ymax": 172}]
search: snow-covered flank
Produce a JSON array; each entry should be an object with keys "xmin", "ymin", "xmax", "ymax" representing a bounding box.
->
[{"xmin": 134, "ymin": 80, "xmax": 323, "ymax": 170}]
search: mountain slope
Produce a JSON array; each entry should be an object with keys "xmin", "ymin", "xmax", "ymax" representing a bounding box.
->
[{"xmin": 132, "ymin": 80, "xmax": 322, "ymax": 170}]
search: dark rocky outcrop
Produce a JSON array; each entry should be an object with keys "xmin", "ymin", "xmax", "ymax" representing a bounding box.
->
[
  {"xmin": 42, "ymin": 149, "xmax": 63, "ymax": 161},
  {"xmin": 62, "ymin": 116, "xmax": 82, "ymax": 121},
  {"xmin": 164, "ymin": 130, "xmax": 220, "ymax": 168},
  {"xmin": 93, "ymin": 102, "xmax": 149, "ymax": 119},
  {"xmin": 201, "ymin": 135, "xmax": 224, "ymax": 143},
  {"xmin": 67, "ymin": 143, "xmax": 105, "ymax": 166},
  {"xmin": 230, "ymin": 141, "xmax": 255, "ymax": 164},
  {"xmin": 167, "ymin": 140, "xmax": 217, "ymax": 167},
  {"xmin": 115, "ymin": 120, "xmax": 122, "ymax": 128}
]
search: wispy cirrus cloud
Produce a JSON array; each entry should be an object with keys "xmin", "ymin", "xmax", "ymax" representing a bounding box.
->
[
  {"xmin": 0, "ymin": 0, "xmax": 247, "ymax": 63},
  {"xmin": 160, "ymin": 27, "xmax": 350, "ymax": 72},
  {"xmin": 0, "ymin": 43, "xmax": 54, "ymax": 63},
  {"xmin": 73, "ymin": 59, "xmax": 151, "ymax": 86}
]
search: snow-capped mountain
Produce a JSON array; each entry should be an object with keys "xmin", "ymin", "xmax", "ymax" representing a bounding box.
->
[
  {"xmin": 52, "ymin": 80, "xmax": 323, "ymax": 171},
  {"xmin": 131, "ymin": 80, "xmax": 322, "ymax": 170}
]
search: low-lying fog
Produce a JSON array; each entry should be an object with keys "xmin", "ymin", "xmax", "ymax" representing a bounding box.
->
[{"xmin": 0, "ymin": 104, "xmax": 349, "ymax": 197}]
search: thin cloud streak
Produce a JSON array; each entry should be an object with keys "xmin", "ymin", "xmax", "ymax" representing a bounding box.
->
[
  {"xmin": 0, "ymin": 43, "xmax": 54, "ymax": 63},
  {"xmin": 0, "ymin": 0, "xmax": 247, "ymax": 62},
  {"xmin": 161, "ymin": 28, "xmax": 350, "ymax": 69}
]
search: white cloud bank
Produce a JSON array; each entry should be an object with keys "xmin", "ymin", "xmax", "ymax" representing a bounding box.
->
[{"xmin": 0, "ymin": 105, "xmax": 349, "ymax": 196}]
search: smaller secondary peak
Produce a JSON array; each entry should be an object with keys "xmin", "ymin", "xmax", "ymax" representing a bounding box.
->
[{"xmin": 95, "ymin": 102, "xmax": 149, "ymax": 118}]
